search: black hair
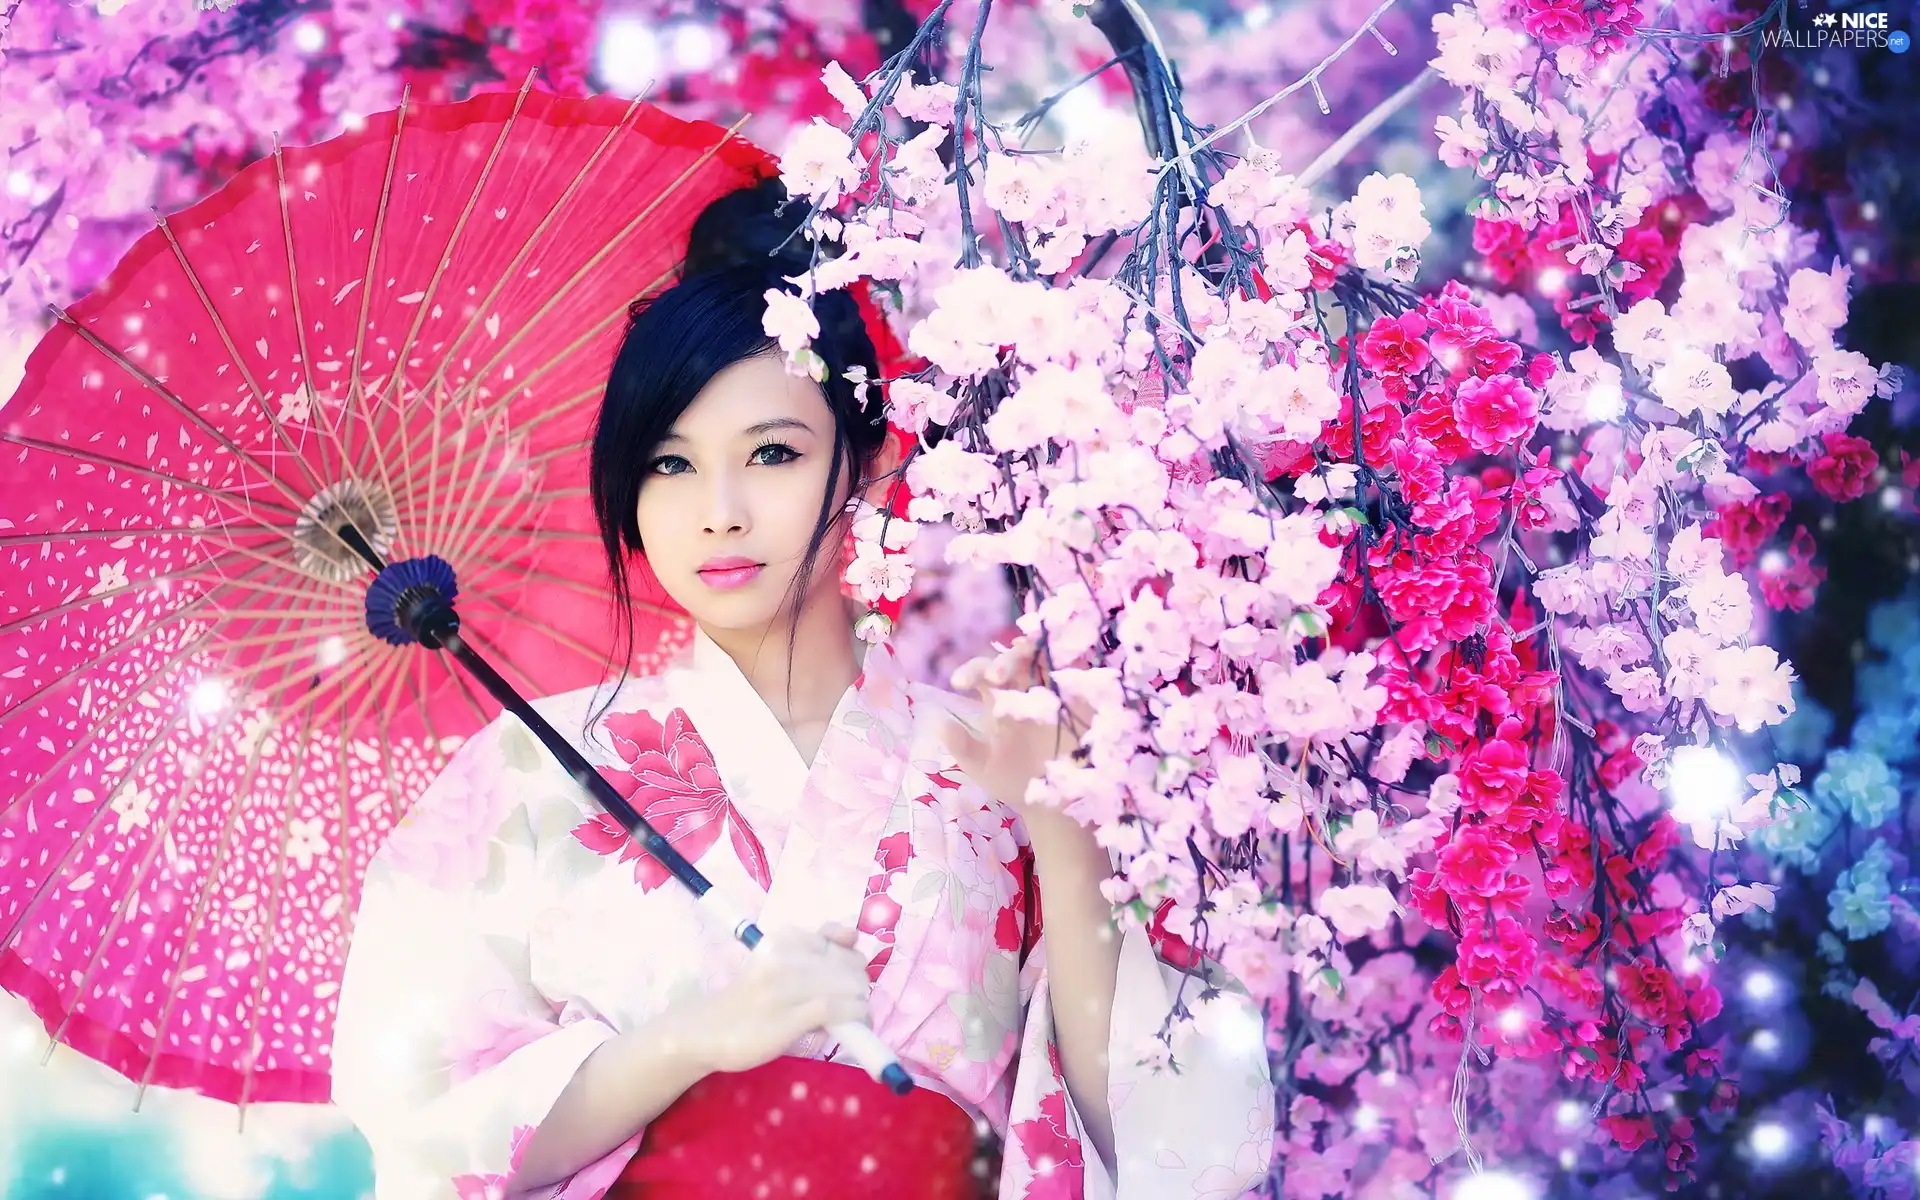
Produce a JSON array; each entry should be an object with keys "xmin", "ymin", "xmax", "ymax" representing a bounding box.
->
[{"xmin": 589, "ymin": 178, "xmax": 891, "ymax": 709}]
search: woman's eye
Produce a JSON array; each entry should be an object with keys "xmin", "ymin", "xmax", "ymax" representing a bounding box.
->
[
  {"xmin": 648, "ymin": 455, "xmax": 690, "ymax": 476},
  {"xmin": 751, "ymin": 442, "xmax": 799, "ymax": 466}
]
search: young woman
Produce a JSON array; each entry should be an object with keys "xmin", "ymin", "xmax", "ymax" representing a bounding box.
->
[{"xmin": 330, "ymin": 182, "xmax": 1274, "ymax": 1199}]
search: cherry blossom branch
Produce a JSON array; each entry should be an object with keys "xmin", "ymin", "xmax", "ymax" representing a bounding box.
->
[
  {"xmin": 1155, "ymin": 0, "xmax": 1402, "ymax": 178},
  {"xmin": 1298, "ymin": 65, "xmax": 1437, "ymax": 189}
]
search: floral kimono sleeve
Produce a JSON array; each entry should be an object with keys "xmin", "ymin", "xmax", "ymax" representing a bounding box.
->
[
  {"xmin": 1004, "ymin": 927, "xmax": 1276, "ymax": 1200},
  {"xmin": 331, "ymin": 715, "xmax": 638, "ymax": 1200}
]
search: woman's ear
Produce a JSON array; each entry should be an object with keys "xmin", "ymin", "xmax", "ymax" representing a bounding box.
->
[{"xmin": 858, "ymin": 426, "xmax": 909, "ymax": 511}]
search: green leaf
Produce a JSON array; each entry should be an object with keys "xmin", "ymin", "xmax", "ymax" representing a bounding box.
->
[
  {"xmin": 912, "ymin": 869, "xmax": 949, "ymax": 904},
  {"xmin": 1338, "ymin": 505, "xmax": 1369, "ymax": 526},
  {"xmin": 982, "ymin": 952, "xmax": 1020, "ymax": 1008},
  {"xmin": 1317, "ymin": 966, "xmax": 1345, "ymax": 997},
  {"xmin": 949, "ymin": 990, "xmax": 1013, "ymax": 1062},
  {"xmin": 499, "ymin": 722, "xmax": 543, "ymax": 773},
  {"xmin": 1570, "ymin": 1045, "xmax": 1600, "ymax": 1062},
  {"xmin": 794, "ymin": 346, "xmax": 828, "ymax": 382},
  {"xmin": 480, "ymin": 841, "xmax": 510, "ymax": 895},
  {"xmin": 548, "ymin": 832, "xmax": 607, "ymax": 884},
  {"xmin": 495, "ymin": 803, "xmax": 537, "ymax": 851},
  {"xmin": 536, "ymin": 797, "xmax": 585, "ymax": 844}
]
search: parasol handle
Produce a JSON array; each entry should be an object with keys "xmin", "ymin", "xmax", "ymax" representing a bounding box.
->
[{"xmin": 350, "ymin": 536, "xmax": 915, "ymax": 1096}]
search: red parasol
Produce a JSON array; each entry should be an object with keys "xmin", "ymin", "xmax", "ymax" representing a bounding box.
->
[{"xmin": 0, "ymin": 81, "xmax": 786, "ymax": 1109}]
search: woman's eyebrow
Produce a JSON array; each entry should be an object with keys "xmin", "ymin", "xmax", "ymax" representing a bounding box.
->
[
  {"xmin": 741, "ymin": 417, "xmax": 814, "ymax": 437},
  {"xmin": 655, "ymin": 417, "xmax": 814, "ymax": 446}
]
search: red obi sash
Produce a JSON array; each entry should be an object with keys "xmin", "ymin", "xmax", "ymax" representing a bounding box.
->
[{"xmin": 609, "ymin": 1055, "xmax": 978, "ymax": 1198}]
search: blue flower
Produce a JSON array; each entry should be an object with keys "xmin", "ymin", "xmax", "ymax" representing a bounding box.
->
[
  {"xmin": 1817, "ymin": 931, "xmax": 1849, "ymax": 965},
  {"xmin": 1816, "ymin": 749, "xmax": 1904, "ymax": 828},
  {"xmin": 1758, "ymin": 793, "xmax": 1838, "ymax": 871},
  {"xmin": 1852, "ymin": 709, "xmax": 1920, "ymax": 767},
  {"xmin": 1831, "ymin": 886, "xmax": 1893, "ymax": 941},
  {"xmin": 1773, "ymin": 690, "xmax": 1835, "ymax": 764},
  {"xmin": 1857, "ymin": 662, "xmax": 1913, "ymax": 715},
  {"xmin": 1867, "ymin": 597, "xmax": 1920, "ymax": 655},
  {"xmin": 1861, "ymin": 838, "xmax": 1896, "ymax": 874},
  {"xmin": 1830, "ymin": 839, "xmax": 1897, "ymax": 941},
  {"xmin": 1892, "ymin": 640, "xmax": 1920, "ymax": 689}
]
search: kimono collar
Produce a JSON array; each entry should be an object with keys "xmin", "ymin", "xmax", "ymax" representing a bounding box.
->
[
  {"xmin": 670, "ymin": 623, "xmax": 913, "ymax": 925},
  {"xmin": 675, "ymin": 623, "xmax": 911, "ymax": 819}
]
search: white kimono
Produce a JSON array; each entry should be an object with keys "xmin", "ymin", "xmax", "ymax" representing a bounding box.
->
[{"xmin": 330, "ymin": 628, "xmax": 1274, "ymax": 1199}]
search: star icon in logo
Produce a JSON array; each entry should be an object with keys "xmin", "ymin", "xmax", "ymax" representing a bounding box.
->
[{"xmin": 1812, "ymin": 11, "xmax": 1837, "ymax": 25}]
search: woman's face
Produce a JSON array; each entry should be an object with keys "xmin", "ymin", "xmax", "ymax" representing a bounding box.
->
[{"xmin": 635, "ymin": 353, "xmax": 854, "ymax": 634}]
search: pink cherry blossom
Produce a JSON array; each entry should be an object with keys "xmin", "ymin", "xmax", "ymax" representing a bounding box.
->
[
  {"xmin": 762, "ymin": 287, "xmax": 822, "ymax": 357},
  {"xmin": 781, "ymin": 120, "xmax": 862, "ymax": 204},
  {"xmin": 1704, "ymin": 644, "xmax": 1796, "ymax": 732},
  {"xmin": 1781, "ymin": 260, "xmax": 1852, "ymax": 351}
]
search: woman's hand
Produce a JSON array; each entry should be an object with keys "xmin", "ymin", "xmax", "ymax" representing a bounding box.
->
[
  {"xmin": 939, "ymin": 636, "xmax": 1092, "ymax": 846},
  {"xmin": 664, "ymin": 923, "xmax": 874, "ymax": 1076}
]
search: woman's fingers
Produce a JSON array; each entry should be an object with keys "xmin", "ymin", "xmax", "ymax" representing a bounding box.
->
[
  {"xmin": 797, "ymin": 994, "xmax": 870, "ymax": 1032},
  {"xmin": 990, "ymin": 633, "xmax": 1036, "ymax": 679},
  {"xmin": 954, "ymin": 635, "xmax": 1043, "ymax": 694},
  {"xmin": 816, "ymin": 928, "xmax": 872, "ymax": 986},
  {"xmin": 768, "ymin": 924, "xmax": 868, "ymax": 996},
  {"xmin": 760, "ymin": 926, "xmax": 821, "ymax": 967},
  {"xmin": 824, "ymin": 943, "xmax": 874, "ymax": 986},
  {"xmin": 939, "ymin": 710, "xmax": 986, "ymax": 770},
  {"xmin": 782, "ymin": 954, "xmax": 871, "ymax": 1025},
  {"xmin": 831, "ymin": 994, "xmax": 871, "ymax": 1026},
  {"xmin": 950, "ymin": 654, "xmax": 990, "ymax": 693}
]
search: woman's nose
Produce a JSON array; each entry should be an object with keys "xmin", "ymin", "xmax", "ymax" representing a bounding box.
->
[{"xmin": 700, "ymin": 471, "xmax": 749, "ymax": 534}]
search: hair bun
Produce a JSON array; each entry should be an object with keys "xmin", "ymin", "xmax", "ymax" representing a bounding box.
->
[
  {"xmin": 682, "ymin": 178, "xmax": 813, "ymax": 279},
  {"xmin": 675, "ymin": 179, "xmax": 879, "ymax": 407}
]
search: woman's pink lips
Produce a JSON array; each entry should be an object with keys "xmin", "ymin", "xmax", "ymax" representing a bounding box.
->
[{"xmin": 697, "ymin": 562, "xmax": 764, "ymax": 590}]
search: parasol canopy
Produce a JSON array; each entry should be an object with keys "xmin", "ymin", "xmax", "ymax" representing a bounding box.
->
[{"xmin": 0, "ymin": 81, "xmax": 778, "ymax": 1110}]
